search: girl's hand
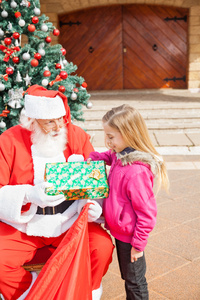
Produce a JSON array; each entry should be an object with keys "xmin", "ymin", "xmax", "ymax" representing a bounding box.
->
[
  {"xmin": 87, "ymin": 158, "xmax": 92, "ymax": 164},
  {"xmin": 131, "ymin": 247, "xmax": 143, "ymax": 263}
]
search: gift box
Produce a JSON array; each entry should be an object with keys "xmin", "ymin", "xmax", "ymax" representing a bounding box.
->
[{"xmin": 45, "ymin": 161, "xmax": 109, "ymax": 200}]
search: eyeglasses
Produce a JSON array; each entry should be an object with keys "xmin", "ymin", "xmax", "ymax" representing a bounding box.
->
[{"xmin": 36, "ymin": 117, "xmax": 65, "ymax": 133}]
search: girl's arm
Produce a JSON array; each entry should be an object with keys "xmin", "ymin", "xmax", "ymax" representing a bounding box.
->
[
  {"xmin": 127, "ymin": 168, "xmax": 157, "ymax": 252},
  {"xmin": 89, "ymin": 150, "xmax": 113, "ymax": 166}
]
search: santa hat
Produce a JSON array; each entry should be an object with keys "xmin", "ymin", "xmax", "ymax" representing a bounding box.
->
[{"xmin": 24, "ymin": 85, "xmax": 67, "ymax": 119}]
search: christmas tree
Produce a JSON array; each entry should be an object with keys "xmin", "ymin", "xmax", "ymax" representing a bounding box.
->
[{"xmin": 0, "ymin": 0, "xmax": 91, "ymax": 134}]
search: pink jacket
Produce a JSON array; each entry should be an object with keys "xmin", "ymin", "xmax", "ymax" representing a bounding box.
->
[{"xmin": 89, "ymin": 149, "xmax": 158, "ymax": 251}]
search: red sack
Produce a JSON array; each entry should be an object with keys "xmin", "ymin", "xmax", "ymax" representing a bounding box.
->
[{"xmin": 26, "ymin": 204, "xmax": 92, "ymax": 300}]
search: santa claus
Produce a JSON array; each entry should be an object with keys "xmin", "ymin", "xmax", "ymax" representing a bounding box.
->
[{"xmin": 0, "ymin": 85, "xmax": 114, "ymax": 300}]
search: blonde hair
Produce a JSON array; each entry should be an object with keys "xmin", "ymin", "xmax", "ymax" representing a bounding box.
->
[{"xmin": 102, "ymin": 104, "xmax": 169, "ymax": 191}]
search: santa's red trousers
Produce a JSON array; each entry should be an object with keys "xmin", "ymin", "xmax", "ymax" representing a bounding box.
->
[{"xmin": 0, "ymin": 221, "xmax": 114, "ymax": 300}]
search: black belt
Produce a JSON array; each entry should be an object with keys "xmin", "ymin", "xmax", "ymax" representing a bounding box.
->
[{"xmin": 36, "ymin": 200, "xmax": 75, "ymax": 215}]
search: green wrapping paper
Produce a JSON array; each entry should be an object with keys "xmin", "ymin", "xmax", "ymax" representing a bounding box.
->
[{"xmin": 45, "ymin": 161, "xmax": 109, "ymax": 200}]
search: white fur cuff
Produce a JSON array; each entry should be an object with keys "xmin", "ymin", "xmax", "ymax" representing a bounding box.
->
[{"xmin": 0, "ymin": 185, "xmax": 37, "ymax": 224}]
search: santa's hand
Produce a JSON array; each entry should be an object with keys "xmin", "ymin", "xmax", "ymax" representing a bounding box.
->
[
  {"xmin": 87, "ymin": 200, "xmax": 102, "ymax": 222},
  {"xmin": 26, "ymin": 182, "xmax": 65, "ymax": 208}
]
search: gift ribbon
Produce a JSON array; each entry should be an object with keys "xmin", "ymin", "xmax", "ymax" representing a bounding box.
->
[
  {"xmin": 49, "ymin": 75, "xmax": 62, "ymax": 86},
  {"xmin": 0, "ymin": 45, "xmax": 20, "ymax": 62}
]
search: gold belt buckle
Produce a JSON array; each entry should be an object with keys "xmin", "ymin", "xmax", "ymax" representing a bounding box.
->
[{"xmin": 42, "ymin": 207, "xmax": 55, "ymax": 215}]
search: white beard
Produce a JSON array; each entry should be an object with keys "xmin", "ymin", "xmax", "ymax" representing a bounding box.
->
[{"xmin": 31, "ymin": 122, "xmax": 67, "ymax": 157}]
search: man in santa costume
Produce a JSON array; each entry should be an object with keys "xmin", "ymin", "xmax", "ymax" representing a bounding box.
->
[{"xmin": 0, "ymin": 85, "xmax": 114, "ymax": 300}]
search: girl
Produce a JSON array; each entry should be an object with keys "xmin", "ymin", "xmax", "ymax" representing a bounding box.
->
[{"xmin": 88, "ymin": 104, "xmax": 169, "ymax": 300}]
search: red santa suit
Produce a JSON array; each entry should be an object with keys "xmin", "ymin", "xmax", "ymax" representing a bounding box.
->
[{"xmin": 0, "ymin": 86, "xmax": 113, "ymax": 300}]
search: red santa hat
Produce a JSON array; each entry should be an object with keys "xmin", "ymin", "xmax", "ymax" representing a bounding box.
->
[{"xmin": 24, "ymin": 85, "xmax": 67, "ymax": 119}]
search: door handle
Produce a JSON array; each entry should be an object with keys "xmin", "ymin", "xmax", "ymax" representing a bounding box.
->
[
  {"xmin": 152, "ymin": 44, "xmax": 158, "ymax": 51},
  {"xmin": 88, "ymin": 46, "xmax": 94, "ymax": 53}
]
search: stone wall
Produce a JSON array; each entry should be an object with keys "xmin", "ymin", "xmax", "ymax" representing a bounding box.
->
[{"xmin": 40, "ymin": 0, "xmax": 200, "ymax": 91}]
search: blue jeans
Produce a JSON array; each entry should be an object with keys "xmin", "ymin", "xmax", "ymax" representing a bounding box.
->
[{"xmin": 115, "ymin": 239, "xmax": 149, "ymax": 300}]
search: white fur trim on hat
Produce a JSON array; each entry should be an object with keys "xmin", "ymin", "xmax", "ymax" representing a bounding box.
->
[{"xmin": 24, "ymin": 94, "xmax": 66, "ymax": 119}]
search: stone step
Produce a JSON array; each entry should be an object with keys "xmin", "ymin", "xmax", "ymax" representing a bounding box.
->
[
  {"xmin": 83, "ymin": 103, "xmax": 200, "ymax": 112},
  {"xmin": 76, "ymin": 90, "xmax": 200, "ymax": 147},
  {"xmin": 77, "ymin": 96, "xmax": 200, "ymax": 132},
  {"xmin": 81, "ymin": 109, "xmax": 200, "ymax": 120},
  {"xmin": 79, "ymin": 130, "xmax": 200, "ymax": 148},
  {"xmin": 74, "ymin": 119, "xmax": 200, "ymax": 130}
]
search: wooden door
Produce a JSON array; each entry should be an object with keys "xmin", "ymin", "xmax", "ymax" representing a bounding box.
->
[
  {"xmin": 123, "ymin": 5, "xmax": 188, "ymax": 89},
  {"xmin": 59, "ymin": 5, "xmax": 188, "ymax": 90},
  {"xmin": 59, "ymin": 6, "xmax": 123, "ymax": 90}
]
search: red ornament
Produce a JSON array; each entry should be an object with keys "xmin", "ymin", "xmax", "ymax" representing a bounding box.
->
[
  {"xmin": 15, "ymin": 12, "xmax": 21, "ymax": 18},
  {"xmin": 28, "ymin": 24, "xmax": 36, "ymax": 32},
  {"xmin": 27, "ymin": 1, "xmax": 31, "ymax": 7},
  {"xmin": 34, "ymin": 53, "xmax": 42, "ymax": 60},
  {"xmin": 13, "ymin": 57, "xmax": 20, "ymax": 64},
  {"xmin": 59, "ymin": 71, "xmax": 68, "ymax": 80},
  {"xmin": 6, "ymin": 67, "xmax": 14, "ymax": 75},
  {"xmin": 13, "ymin": 32, "xmax": 20, "ymax": 39},
  {"xmin": 55, "ymin": 63, "xmax": 61, "ymax": 69},
  {"xmin": 3, "ymin": 109, "xmax": 10, "ymax": 114},
  {"xmin": 53, "ymin": 29, "xmax": 60, "ymax": 36},
  {"xmin": 4, "ymin": 37, "xmax": 12, "ymax": 45},
  {"xmin": 0, "ymin": 113, "xmax": 7, "ymax": 117},
  {"xmin": 74, "ymin": 88, "xmax": 79, "ymax": 93},
  {"xmin": 43, "ymin": 70, "xmax": 51, "ymax": 77},
  {"xmin": 45, "ymin": 36, "xmax": 51, "ymax": 43},
  {"xmin": 31, "ymin": 59, "xmax": 39, "ymax": 67},
  {"xmin": 32, "ymin": 16, "xmax": 39, "ymax": 24},
  {"xmin": 82, "ymin": 82, "xmax": 88, "ymax": 88},
  {"xmin": 58, "ymin": 85, "xmax": 66, "ymax": 93},
  {"xmin": 61, "ymin": 48, "xmax": 66, "ymax": 55}
]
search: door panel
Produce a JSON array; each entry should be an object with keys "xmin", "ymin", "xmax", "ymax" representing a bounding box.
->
[
  {"xmin": 135, "ymin": 5, "xmax": 187, "ymax": 69},
  {"xmin": 123, "ymin": 10, "xmax": 170, "ymax": 88},
  {"xmin": 123, "ymin": 5, "xmax": 188, "ymax": 89},
  {"xmin": 59, "ymin": 6, "xmax": 123, "ymax": 90}
]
